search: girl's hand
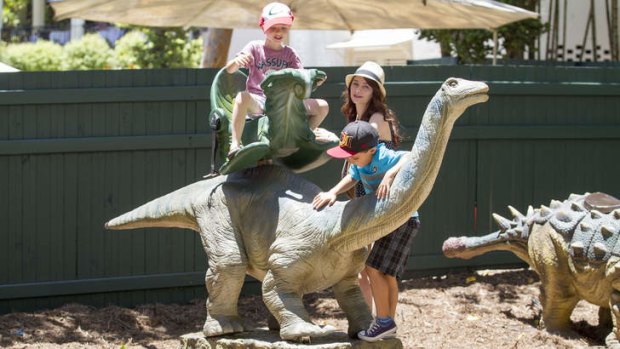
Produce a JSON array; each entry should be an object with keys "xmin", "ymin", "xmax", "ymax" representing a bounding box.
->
[
  {"xmin": 312, "ymin": 192, "xmax": 337, "ymax": 210},
  {"xmin": 235, "ymin": 53, "xmax": 252, "ymax": 68}
]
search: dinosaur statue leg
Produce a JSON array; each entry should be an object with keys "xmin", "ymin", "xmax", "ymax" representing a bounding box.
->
[
  {"xmin": 262, "ymin": 271, "xmax": 334, "ymax": 341},
  {"xmin": 203, "ymin": 264, "xmax": 246, "ymax": 336},
  {"xmin": 200, "ymin": 220, "xmax": 248, "ymax": 336},
  {"xmin": 332, "ymin": 274, "xmax": 373, "ymax": 338},
  {"xmin": 529, "ymin": 224, "xmax": 579, "ymax": 331},
  {"xmin": 607, "ymin": 289, "xmax": 620, "ymax": 349},
  {"xmin": 538, "ymin": 284, "xmax": 579, "ymax": 331}
]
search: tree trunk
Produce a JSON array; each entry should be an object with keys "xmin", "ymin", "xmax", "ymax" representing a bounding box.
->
[{"xmin": 201, "ymin": 28, "xmax": 233, "ymax": 68}]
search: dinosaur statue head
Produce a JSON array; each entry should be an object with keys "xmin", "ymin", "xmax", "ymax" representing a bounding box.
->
[{"xmin": 437, "ymin": 78, "xmax": 489, "ymax": 120}]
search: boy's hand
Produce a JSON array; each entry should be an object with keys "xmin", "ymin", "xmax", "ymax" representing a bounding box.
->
[
  {"xmin": 316, "ymin": 76, "xmax": 326, "ymax": 87},
  {"xmin": 376, "ymin": 173, "xmax": 396, "ymax": 200},
  {"xmin": 312, "ymin": 192, "xmax": 337, "ymax": 210}
]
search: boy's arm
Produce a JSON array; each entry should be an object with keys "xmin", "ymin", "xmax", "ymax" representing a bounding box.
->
[
  {"xmin": 376, "ymin": 155, "xmax": 409, "ymax": 200},
  {"xmin": 312, "ymin": 174, "xmax": 358, "ymax": 210}
]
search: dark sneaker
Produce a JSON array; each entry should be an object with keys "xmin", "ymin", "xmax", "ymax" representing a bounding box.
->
[{"xmin": 357, "ymin": 319, "xmax": 397, "ymax": 342}]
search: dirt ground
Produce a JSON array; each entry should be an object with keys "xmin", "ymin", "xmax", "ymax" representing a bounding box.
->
[{"xmin": 0, "ymin": 268, "xmax": 608, "ymax": 348}]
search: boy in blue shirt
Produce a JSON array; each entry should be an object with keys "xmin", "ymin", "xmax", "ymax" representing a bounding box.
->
[{"xmin": 313, "ymin": 121, "xmax": 419, "ymax": 342}]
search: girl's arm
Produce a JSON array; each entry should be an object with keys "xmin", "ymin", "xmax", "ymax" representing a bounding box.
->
[{"xmin": 225, "ymin": 52, "xmax": 252, "ymax": 74}]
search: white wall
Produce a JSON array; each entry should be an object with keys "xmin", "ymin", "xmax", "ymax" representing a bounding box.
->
[{"xmin": 538, "ymin": 0, "xmax": 619, "ymax": 61}]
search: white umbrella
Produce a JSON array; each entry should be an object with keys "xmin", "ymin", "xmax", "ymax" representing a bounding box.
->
[
  {"xmin": 0, "ymin": 62, "xmax": 20, "ymax": 72},
  {"xmin": 50, "ymin": 0, "xmax": 537, "ymax": 31}
]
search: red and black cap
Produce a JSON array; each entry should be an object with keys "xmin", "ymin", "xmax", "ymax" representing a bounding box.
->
[{"xmin": 326, "ymin": 121, "xmax": 379, "ymax": 159}]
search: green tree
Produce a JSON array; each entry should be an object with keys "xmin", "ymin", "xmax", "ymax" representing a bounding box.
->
[
  {"xmin": 419, "ymin": 0, "xmax": 546, "ymax": 63},
  {"xmin": 2, "ymin": 0, "xmax": 29, "ymax": 28}
]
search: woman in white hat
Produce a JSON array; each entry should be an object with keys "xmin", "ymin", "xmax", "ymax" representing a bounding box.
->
[
  {"xmin": 340, "ymin": 61, "xmax": 419, "ymax": 342},
  {"xmin": 341, "ymin": 61, "xmax": 402, "ymax": 151}
]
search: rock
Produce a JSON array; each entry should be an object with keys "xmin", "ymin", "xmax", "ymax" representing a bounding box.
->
[{"xmin": 179, "ymin": 329, "xmax": 403, "ymax": 349}]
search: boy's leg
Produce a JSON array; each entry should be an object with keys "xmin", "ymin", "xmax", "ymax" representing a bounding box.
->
[
  {"xmin": 357, "ymin": 266, "xmax": 397, "ymax": 342},
  {"xmin": 366, "ymin": 266, "xmax": 391, "ymax": 318},
  {"xmin": 229, "ymin": 92, "xmax": 262, "ymax": 157},
  {"xmin": 303, "ymin": 98, "xmax": 329, "ymax": 130},
  {"xmin": 358, "ymin": 268, "xmax": 374, "ymax": 313},
  {"xmin": 387, "ymin": 274, "xmax": 399, "ymax": 319}
]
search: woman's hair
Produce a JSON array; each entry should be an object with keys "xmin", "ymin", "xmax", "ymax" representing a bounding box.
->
[{"xmin": 340, "ymin": 77, "xmax": 402, "ymax": 147}]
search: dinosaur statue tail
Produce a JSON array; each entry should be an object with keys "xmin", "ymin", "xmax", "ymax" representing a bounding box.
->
[{"xmin": 105, "ymin": 183, "xmax": 202, "ymax": 232}]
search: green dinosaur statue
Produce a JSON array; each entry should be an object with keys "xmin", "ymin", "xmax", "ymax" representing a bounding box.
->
[
  {"xmin": 106, "ymin": 78, "xmax": 489, "ymax": 342},
  {"xmin": 209, "ymin": 68, "xmax": 339, "ymax": 175},
  {"xmin": 443, "ymin": 192, "xmax": 620, "ymax": 348}
]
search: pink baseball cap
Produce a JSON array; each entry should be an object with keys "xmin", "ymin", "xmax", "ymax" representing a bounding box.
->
[{"xmin": 259, "ymin": 2, "xmax": 295, "ymax": 32}]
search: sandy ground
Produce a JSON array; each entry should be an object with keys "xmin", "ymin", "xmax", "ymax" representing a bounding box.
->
[{"xmin": 0, "ymin": 268, "xmax": 608, "ymax": 348}]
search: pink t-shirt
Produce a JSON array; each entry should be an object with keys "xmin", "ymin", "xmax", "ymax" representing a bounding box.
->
[{"xmin": 238, "ymin": 40, "xmax": 302, "ymax": 97}]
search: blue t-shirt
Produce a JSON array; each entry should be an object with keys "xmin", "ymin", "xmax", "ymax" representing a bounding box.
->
[{"xmin": 349, "ymin": 144, "xmax": 418, "ymax": 218}]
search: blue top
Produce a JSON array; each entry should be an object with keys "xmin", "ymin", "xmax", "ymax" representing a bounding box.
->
[{"xmin": 349, "ymin": 144, "xmax": 418, "ymax": 218}]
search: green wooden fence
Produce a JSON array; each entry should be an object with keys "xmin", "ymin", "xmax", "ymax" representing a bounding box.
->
[{"xmin": 1, "ymin": 65, "xmax": 619, "ymax": 313}]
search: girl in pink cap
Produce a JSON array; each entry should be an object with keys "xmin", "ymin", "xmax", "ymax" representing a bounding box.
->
[{"xmin": 224, "ymin": 2, "xmax": 329, "ymax": 159}]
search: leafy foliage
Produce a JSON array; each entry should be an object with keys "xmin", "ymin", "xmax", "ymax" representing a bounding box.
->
[
  {"xmin": 115, "ymin": 27, "xmax": 203, "ymax": 69},
  {"xmin": 1, "ymin": 27, "xmax": 202, "ymax": 71},
  {"xmin": 62, "ymin": 33, "xmax": 114, "ymax": 70},
  {"xmin": 2, "ymin": 0, "xmax": 30, "ymax": 27},
  {"xmin": 0, "ymin": 40, "xmax": 63, "ymax": 70},
  {"xmin": 419, "ymin": 0, "xmax": 547, "ymax": 63}
]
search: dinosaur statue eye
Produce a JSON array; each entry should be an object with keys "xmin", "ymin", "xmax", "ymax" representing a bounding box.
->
[{"xmin": 447, "ymin": 79, "xmax": 458, "ymax": 87}]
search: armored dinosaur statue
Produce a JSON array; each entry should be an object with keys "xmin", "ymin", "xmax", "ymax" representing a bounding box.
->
[
  {"xmin": 443, "ymin": 192, "xmax": 620, "ymax": 348},
  {"xmin": 106, "ymin": 78, "xmax": 489, "ymax": 341},
  {"xmin": 209, "ymin": 68, "xmax": 338, "ymax": 175}
]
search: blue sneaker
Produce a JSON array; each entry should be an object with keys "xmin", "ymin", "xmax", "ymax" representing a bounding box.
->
[{"xmin": 357, "ymin": 319, "xmax": 397, "ymax": 342}]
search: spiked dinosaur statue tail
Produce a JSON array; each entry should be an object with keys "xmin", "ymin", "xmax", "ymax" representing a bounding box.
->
[
  {"xmin": 106, "ymin": 78, "xmax": 489, "ymax": 342},
  {"xmin": 443, "ymin": 192, "xmax": 620, "ymax": 348}
]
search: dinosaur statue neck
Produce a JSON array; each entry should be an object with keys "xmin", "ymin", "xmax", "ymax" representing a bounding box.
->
[{"xmin": 329, "ymin": 93, "xmax": 456, "ymax": 252}]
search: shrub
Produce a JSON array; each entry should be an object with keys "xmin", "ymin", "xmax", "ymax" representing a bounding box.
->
[
  {"xmin": 62, "ymin": 33, "xmax": 114, "ymax": 70},
  {"xmin": 113, "ymin": 30, "xmax": 150, "ymax": 69},
  {"xmin": 115, "ymin": 27, "xmax": 203, "ymax": 69},
  {"xmin": 0, "ymin": 40, "xmax": 63, "ymax": 71}
]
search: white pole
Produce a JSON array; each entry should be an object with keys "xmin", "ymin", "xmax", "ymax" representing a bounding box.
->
[
  {"xmin": 492, "ymin": 29, "xmax": 498, "ymax": 65},
  {"xmin": 70, "ymin": 18, "xmax": 85, "ymax": 41},
  {"xmin": 0, "ymin": 0, "xmax": 4, "ymax": 40},
  {"xmin": 32, "ymin": 0, "xmax": 45, "ymax": 30}
]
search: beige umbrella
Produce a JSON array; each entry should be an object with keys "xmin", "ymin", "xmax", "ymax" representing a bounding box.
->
[{"xmin": 50, "ymin": 0, "xmax": 537, "ymax": 31}]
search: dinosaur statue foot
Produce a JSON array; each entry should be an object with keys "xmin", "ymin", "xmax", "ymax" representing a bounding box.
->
[
  {"xmin": 203, "ymin": 315, "xmax": 245, "ymax": 337},
  {"xmin": 606, "ymin": 331, "xmax": 620, "ymax": 349},
  {"xmin": 219, "ymin": 142, "xmax": 271, "ymax": 175},
  {"xmin": 279, "ymin": 321, "xmax": 337, "ymax": 342}
]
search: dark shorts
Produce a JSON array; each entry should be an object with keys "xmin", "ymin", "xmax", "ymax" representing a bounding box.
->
[{"xmin": 366, "ymin": 217, "xmax": 420, "ymax": 278}]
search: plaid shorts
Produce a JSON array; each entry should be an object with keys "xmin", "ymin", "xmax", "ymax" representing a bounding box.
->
[{"xmin": 366, "ymin": 217, "xmax": 420, "ymax": 278}]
